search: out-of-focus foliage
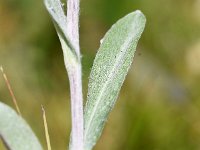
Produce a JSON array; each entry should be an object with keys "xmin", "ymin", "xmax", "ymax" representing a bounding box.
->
[
  {"xmin": 0, "ymin": 102, "xmax": 43, "ymax": 150},
  {"xmin": 0, "ymin": 0, "xmax": 200, "ymax": 150}
]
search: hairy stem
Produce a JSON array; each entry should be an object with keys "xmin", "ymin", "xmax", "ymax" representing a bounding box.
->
[
  {"xmin": 68, "ymin": 63, "xmax": 83, "ymax": 150},
  {"xmin": 66, "ymin": 0, "xmax": 83, "ymax": 150}
]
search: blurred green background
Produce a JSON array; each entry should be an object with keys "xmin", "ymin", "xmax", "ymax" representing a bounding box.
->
[{"xmin": 1, "ymin": 0, "xmax": 200, "ymax": 149}]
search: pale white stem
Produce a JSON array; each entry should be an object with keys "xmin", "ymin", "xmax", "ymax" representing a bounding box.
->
[
  {"xmin": 68, "ymin": 64, "xmax": 83, "ymax": 150},
  {"xmin": 66, "ymin": 0, "xmax": 83, "ymax": 150}
]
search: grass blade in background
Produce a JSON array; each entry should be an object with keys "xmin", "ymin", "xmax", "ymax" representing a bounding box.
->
[
  {"xmin": 84, "ymin": 10, "xmax": 146, "ymax": 150},
  {"xmin": 0, "ymin": 102, "xmax": 43, "ymax": 150}
]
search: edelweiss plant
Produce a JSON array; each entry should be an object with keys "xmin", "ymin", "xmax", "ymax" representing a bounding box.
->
[{"xmin": 0, "ymin": 0, "xmax": 146, "ymax": 150}]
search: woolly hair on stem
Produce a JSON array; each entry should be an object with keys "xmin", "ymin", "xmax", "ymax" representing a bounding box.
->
[{"xmin": 44, "ymin": 0, "xmax": 84, "ymax": 149}]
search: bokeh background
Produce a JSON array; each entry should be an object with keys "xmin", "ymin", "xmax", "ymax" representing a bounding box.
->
[{"xmin": 1, "ymin": 0, "xmax": 200, "ymax": 149}]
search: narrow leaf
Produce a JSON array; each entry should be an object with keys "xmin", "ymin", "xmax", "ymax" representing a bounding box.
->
[
  {"xmin": 0, "ymin": 102, "xmax": 43, "ymax": 150},
  {"xmin": 44, "ymin": 0, "xmax": 79, "ymax": 67},
  {"xmin": 84, "ymin": 10, "xmax": 146, "ymax": 150}
]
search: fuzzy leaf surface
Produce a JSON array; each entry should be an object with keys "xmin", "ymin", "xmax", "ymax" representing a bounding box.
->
[
  {"xmin": 0, "ymin": 102, "xmax": 43, "ymax": 150},
  {"xmin": 84, "ymin": 10, "xmax": 146, "ymax": 150},
  {"xmin": 44, "ymin": 0, "xmax": 79, "ymax": 68}
]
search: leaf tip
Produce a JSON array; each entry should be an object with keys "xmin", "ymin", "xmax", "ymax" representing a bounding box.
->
[
  {"xmin": 41, "ymin": 105, "xmax": 52, "ymax": 150},
  {"xmin": 135, "ymin": 10, "xmax": 142, "ymax": 14},
  {"xmin": 0, "ymin": 65, "xmax": 3, "ymax": 73},
  {"xmin": 136, "ymin": 10, "xmax": 146, "ymax": 21},
  {"xmin": 41, "ymin": 105, "xmax": 45, "ymax": 113}
]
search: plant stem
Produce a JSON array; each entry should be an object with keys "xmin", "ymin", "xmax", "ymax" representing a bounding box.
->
[
  {"xmin": 68, "ymin": 63, "xmax": 83, "ymax": 150},
  {"xmin": 66, "ymin": 0, "xmax": 83, "ymax": 150}
]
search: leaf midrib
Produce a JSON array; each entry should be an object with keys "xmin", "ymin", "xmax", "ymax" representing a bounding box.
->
[{"xmin": 84, "ymin": 31, "xmax": 136, "ymax": 141}]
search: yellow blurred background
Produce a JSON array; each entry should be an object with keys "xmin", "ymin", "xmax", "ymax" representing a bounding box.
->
[{"xmin": 1, "ymin": 0, "xmax": 200, "ymax": 149}]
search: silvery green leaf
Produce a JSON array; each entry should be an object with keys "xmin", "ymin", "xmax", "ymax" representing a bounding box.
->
[
  {"xmin": 84, "ymin": 10, "xmax": 146, "ymax": 150},
  {"xmin": 0, "ymin": 102, "xmax": 43, "ymax": 150},
  {"xmin": 44, "ymin": 0, "xmax": 79, "ymax": 67}
]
